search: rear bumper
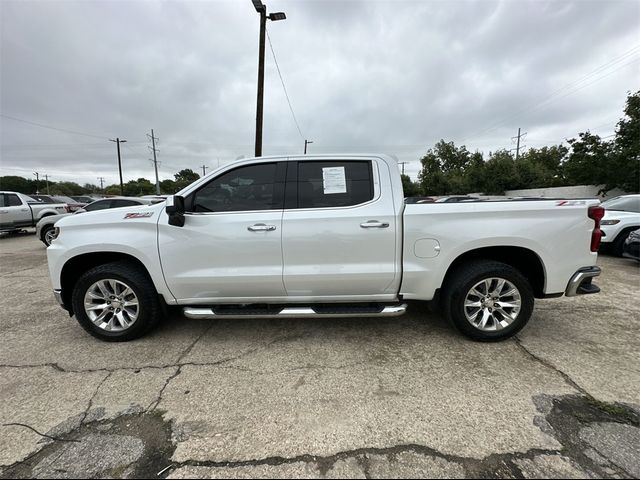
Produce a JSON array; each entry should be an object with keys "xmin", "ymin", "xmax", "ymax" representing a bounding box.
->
[{"xmin": 565, "ymin": 266, "xmax": 601, "ymax": 297}]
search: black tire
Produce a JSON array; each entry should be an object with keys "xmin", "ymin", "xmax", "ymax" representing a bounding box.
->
[
  {"xmin": 612, "ymin": 229, "xmax": 634, "ymax": 257},
  {"xmin": 40, "ymin": 225, "xmax": 55, "ymax": 246},
  {"xmin": 71, "ymin": 261, "xmax": 162, "ymax": 341},
  {"xmin": 442, "ymin": 260, "xmax": 534, "ymax": 342}
]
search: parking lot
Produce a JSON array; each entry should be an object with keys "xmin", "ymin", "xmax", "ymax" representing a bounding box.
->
[{"xmin": 0, "ymin": 231, "xmax": 638, "ymax": 479}]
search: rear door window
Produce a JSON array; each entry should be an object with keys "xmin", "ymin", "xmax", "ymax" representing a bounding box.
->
[{"xmin": 295, "ymin": 161, "xmax": 374, "ymax": 209}]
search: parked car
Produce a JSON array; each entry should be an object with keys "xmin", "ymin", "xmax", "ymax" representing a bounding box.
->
[
  {"xmin": 30, "ymin": 194, "xmax": 58, "ymax": 203},
  {"xmin": 622, "ymin": 228, "xmax": 640, "ymax": 261},
  {"xmin": 405, "ymin": 196, "xmax": 436, "ymax": 204},
  {"xmin": 599, "ymin": 194, "xmax": 640, "ymax": 256},
  {"xmin": 71, "ymin": 196, "xmax": 101, "ymax": 204},
  {"xmin": 36, "ymin": 197, "xmax": 154, "ymax": 246},
  {"xmin": 0, "ymin": 191, "xmax": 68, "ymax": 232},
  {"xmin": 49, "ymin": 195, "xmax": 87, "ymax": 212},
  {"xmin": 47, "ymin": 154, "xmax": 604, "ymax": 343}
]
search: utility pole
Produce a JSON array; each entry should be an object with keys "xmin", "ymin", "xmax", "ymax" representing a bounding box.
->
[
  {"xmin": 201, "ymin": 165, "xmax": 209, "ymax": 177},
  {"xmin": 33, "ymin": 172, "xmax": 40, "ymax": 194},
  {"xmin": 251, "ymin": 0, "xmax": 287, "ymax": 157},
  {"xmin": 97, "ymin": 177, "xmax": 105, "ymax": 191},
  {"xmin": 304, "ymin": 139, "xmax": 313, "ymax": 154},
  {"xmin": 109, "ymin": 138, "xmax": 127, "ymax": 195},
  {"xmin": 398, "ymin": 162, "xmax": 408, "ymax": 175},
  {"xmin": 43, "ymin": 174, "xmax": 51, "ymax": 194},
  {"xmin": 511, "ymin": 128, "xmax": 527, "ymax": 160},
  {"xmin": 147, "ymin": 129, "xmax": 160, "ymax": 194}
]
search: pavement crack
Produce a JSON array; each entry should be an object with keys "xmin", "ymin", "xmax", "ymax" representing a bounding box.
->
[
  {"xmin": 514, "ymin": 336, "xmax": 593, "ymax": 398},
  {"xmin": 1, "ymin": 423, "xmax": 80, "ymax": 444},
  {"xmin": 81, "ymin": 371, "xmax": 111, "ymax": 424},
  {"xmin": 147, "ymin": 367, "xmax": 182, "ymax": 412}
]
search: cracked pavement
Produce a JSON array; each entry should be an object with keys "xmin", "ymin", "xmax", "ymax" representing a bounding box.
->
[{"xmin": 0, "ymin": 232, "xmax": 638, "ymax": 478}]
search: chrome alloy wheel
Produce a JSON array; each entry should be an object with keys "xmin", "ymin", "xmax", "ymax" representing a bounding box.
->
[
  {"xmin": 463, "ymin": 277, "xmax": 521, "ymax": 331},
  {"xmin": 44, "ymin": 228, "xmax": 57, "ymax": 246},
  {"xmin": 83, "ymin": 279, "xmax": 139, "ymax": 332}
]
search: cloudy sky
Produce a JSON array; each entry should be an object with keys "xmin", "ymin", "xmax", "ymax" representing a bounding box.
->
[{"xmin": 1, "ymin": 0, "xmax": 638, "ymax": 185}]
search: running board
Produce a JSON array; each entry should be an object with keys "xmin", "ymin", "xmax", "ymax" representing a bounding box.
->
[{"xmin": 183, "ymin": 304, "xmax": 408, "ymax": 320}]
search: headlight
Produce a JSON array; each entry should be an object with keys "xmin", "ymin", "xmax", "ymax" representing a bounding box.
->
[{"xmin": 601, "ymin": 219, "xmax": 620, "ymax": 225}]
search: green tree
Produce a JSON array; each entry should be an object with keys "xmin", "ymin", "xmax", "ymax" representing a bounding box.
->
[
  {"xmin": 0, "ymin": 176, "xmax": 37, "ymax": 194},
  {"xmin": 160, "ymin": 179, "xmax": 178, "ymax": 194},
  {"xmin": 401, "ymin": 174, "xmax": 422, "ymax": 197},
  {"xmin": 482, "ymin": 150, "xmax": 518, "ymax": 195},
  {"xmin": 122, "ymin": 178, "xmax": 156, "ymax": 196},
  {"xmin": 174, "ymin": 168, "xmax": 200, "ymax": 191},
  {"xmin": 611, "ymin": 90, "xmax": 639, "ymax": 192},
  {"xmin": 562, "ymin": 132, "xmax": 612, "ymax": 188}
]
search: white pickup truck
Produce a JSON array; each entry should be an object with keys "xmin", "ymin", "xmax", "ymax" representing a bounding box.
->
[
  {"xmin": 47, "ymin": 154, "xmax": 604, "ymax": 342},
  {"xmin": 0, "ymin": 191, "xmax": 68, "ymax": 232}
]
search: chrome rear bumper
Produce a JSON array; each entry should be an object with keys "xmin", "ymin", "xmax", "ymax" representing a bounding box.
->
[{"xmin": 565, "ymin": 266, "xmax": 601, "ymax": 297}]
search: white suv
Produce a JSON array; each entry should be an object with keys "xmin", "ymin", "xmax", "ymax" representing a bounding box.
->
[{"xmin": 600, "ymin": 194, "xmax": 640, "ymax": 256}]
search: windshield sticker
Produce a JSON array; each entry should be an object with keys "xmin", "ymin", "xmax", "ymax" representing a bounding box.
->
[
  {"xmin": 322, "ymin": 166, "xmax": 347, "ymax": 194},
  {"xmin": 124, "ymin": 212, "xmax": 154, "ymax": 219}
]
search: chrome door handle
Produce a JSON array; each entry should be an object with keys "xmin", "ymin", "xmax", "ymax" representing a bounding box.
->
[
  {"xmin": 248, "ymin": 223, "xmax": 276, "ymax": 232},
  {"xmin": 21, "ymin": 208, "xmax": 29, "ymax": 212},
  {"xmin": 360, "ymin": 221, "xmax": 389, "ymax": 229},
  {"xmin": 0, "ymin": 210, "xmax": 8, "ymax": 214}
]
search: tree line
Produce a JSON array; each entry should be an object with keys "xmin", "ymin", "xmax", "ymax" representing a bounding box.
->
[
  {"xmin": 405, "ymin": 90, "xmax": 639, "ymax": 196},
  {"xmin": 0, "ymin": 168, "xmax": 202, "ymax": 197}
]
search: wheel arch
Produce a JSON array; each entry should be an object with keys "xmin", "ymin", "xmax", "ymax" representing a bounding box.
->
[
  {"xmin": 60, "ymin": 252, "xmax": 156, "ymax": 315},
  {"xmin": 442, "ymin": 246, "xmax": 547, "ymax": 298}
]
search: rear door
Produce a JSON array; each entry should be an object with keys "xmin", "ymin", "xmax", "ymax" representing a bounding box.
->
[
  {"xmin": 0, "ymin": 193, "xmax": 32, "ymax": 229},
  {"xmin": 281, "ymin": 159, "xmax": 398, "ymax": 299}
]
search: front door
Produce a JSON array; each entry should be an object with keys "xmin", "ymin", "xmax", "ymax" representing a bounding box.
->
[
  {"xmin": 281, "ymin": 159, "xmax": 399, "ymax": 299},
  {"xmin": 158, "ymin": 161, "xmax": 287, "ymax": 303}
]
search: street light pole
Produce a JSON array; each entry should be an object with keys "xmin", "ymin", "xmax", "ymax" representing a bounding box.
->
[
  {"xmin": 304, "ymin": 139, "xmax": 313, "ymax": 154},
  {"xmin": 109, "ymin": 138, "xmax": 127, "ymax": 195},
  {"xmin": 251, "ymin": 0, "xmax": 286, "ymax": 157}
]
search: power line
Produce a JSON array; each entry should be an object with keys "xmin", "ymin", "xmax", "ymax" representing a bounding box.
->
[
  {"xmin": 460, "ymin": 45, "xmax": 640, "ymax": 143},
  {"xmin": 0, "ymin": 113, "xmax": 108, "ymax": 140},
  {"xmin": 266, "ymin": 28, "xmax": 305, "ymax": 141}
]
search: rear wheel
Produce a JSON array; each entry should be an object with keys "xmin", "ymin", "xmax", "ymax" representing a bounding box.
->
[
  {"xmin": 71, "ymin": 261, "xmax": 161, "ymax": 341},
  {"xmin": 442, "ymin": 260, "xmax": 534, "ymax": 341}
]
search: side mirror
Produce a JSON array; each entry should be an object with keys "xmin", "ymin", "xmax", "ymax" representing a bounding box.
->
[{"xmin": 166, "ymin": 195, "xmax": 185, "ymax": 227}]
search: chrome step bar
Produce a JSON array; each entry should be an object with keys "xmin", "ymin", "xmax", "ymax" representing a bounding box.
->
[{"xmin": 183, "ymin": 304, "xmax": 408, "ymax": 320}]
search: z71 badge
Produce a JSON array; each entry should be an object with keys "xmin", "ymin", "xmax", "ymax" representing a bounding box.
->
[{"xmin": 124, "ymin": 212, "xmax": 154, "ymax": 219}]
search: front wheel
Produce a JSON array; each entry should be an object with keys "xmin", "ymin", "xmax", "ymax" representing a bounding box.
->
[
  {"xmin": 442, "ymin": 260, "xmax": 534, "ymax": 341},
  {"xmin": 71, "ymin": 261, "xmax": 162, "ymax": 341},
  {"xmin": 41, "ymin": 225, "xmax": 56, "ymax": 246}
]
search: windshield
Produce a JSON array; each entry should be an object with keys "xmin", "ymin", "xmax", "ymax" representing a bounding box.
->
[{"xmin": 601, "ymin": 196, "xmax": 640, "ymax": 213}]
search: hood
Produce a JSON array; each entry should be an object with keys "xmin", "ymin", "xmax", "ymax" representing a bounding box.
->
[
  {"xmin": 55, "ymin": 202, "xmax": 164, "ymax": 229},
  {"xmin": 602, "ymin": 209, "xmax": 640, "ymax": 220}
]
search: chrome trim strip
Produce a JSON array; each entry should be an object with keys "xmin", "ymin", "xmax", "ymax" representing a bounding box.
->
[
  {"xmin": 183, "ymin": 304, "xmax": 408, "ymax": 320},
  {"xmin": 565, "ymin": 266, "xmax": 601, "ymax": 297}
]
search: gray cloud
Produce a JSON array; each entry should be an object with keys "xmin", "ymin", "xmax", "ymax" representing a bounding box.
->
[{"xmin": 1, "ymin": 0, "xmax": 638, "ymax": 184}]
